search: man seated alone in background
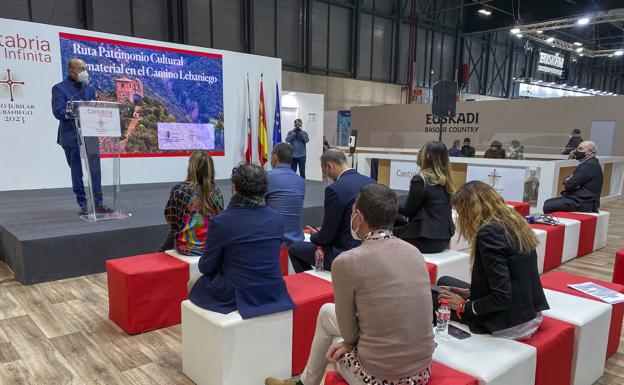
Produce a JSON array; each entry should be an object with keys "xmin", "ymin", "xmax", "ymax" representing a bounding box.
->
[
  {"xmin": 288, "ymin": 149, "xmax": 375, "ymax": 272},
  {"xmin": 543, "ymin": 141, "xmax": 603, "ymax": 214},
  {"xmin": 266, "ymin": 142, "xmax": 306, "ymax": 247}
]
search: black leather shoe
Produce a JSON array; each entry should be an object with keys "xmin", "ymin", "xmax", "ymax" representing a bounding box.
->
[
  {"xmin": 79, "ymin": 207, "xmax": 88, "ymax": 216},
  {"xmin": 95, "ymin": 204, "xmax": 115, "ymax": 214}
]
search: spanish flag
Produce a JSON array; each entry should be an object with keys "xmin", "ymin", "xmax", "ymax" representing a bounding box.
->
[{"xmin": 258, "ymin": 77, "xmax": 268, "ymax": 166}]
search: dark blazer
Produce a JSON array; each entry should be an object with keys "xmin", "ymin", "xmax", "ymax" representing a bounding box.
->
[
  {"xmin": 188, "ymin": 205, "xmax": 295, "ymax": 319},
  {"xmin": 51, "ymin": 77, "xmax": 96, "ymax": 148},
  {"xmin": 561, "ymin": 156, "xmax": 603, "ymax": 212},
  {"xmin": 310, "ymin": 169, "xmax": 375, "ymax": 261},
  {"xmin": 397, "ymin": 175, "xmax": 454, "ymax": 241},
  {"xmin": 464, "ymin": 222, "xmax": 549, "ymax": 334},
  {"xmin": 483, "ymin": 148, "xmax": 507, "ymax": 159}
]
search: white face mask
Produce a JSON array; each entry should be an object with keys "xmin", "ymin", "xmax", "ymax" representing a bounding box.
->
[
  {"xmin": 77, "ymin": 71, "xmax": 89, "ymax": 84},
  {"xmin": 350, "ymin": 212, "xmax": 361, "ymax": 240}
]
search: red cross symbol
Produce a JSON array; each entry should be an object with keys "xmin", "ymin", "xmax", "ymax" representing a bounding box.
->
[
  {"xmin": 0, "ymin": 69, "xmax": 25, "ymax": 102},
  {"xmin": 488, "ymin": 169, "xmax": 502, "ymax": 187}
]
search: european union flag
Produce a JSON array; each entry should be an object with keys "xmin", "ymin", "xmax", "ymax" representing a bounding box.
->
[{"xmin": 273, "ymin": 82, "xmax": 282, "ymax": 145}]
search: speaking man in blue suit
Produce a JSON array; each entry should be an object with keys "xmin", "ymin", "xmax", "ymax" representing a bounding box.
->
[
  {"xmin": 51, "ymin": 58, "xmax": 112, "ymax": 215},
  {"xmin": 288, "ymin": 148, "xmax": 376, "ymax": 272}
]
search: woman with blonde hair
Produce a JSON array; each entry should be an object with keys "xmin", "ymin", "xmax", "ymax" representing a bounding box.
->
[
  {"xmin": 395, "ymin": 141, "xmax": 456, "ymax": 253},
  {"xmin": 436, "ymin": 181, "xmax": 549, "ymax": 338},
  {"xmin": 161, "ymin": 150, "xmax": 224, "ymax": 255}
]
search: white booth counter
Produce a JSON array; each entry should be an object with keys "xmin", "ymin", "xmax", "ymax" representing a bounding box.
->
[{"xmin": 339, "ymin": 147, "xmax": 624, "ymax": 213}]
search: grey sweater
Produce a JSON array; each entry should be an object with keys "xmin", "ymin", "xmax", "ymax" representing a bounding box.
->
[{"xmin": 331, "ymin": 236, "xmax": 435, "ymax": 378}]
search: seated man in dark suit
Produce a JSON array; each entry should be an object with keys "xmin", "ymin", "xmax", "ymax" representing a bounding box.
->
[
  {"xmin": 543, "ymin": 141, "xmax": 603, "ymax": 214},
  {"xmin": 188, "ymin": 164, "xmax": 294, "ymax": 319},
  {"xmin": 288, "ymin": 148, "xmax": 376, "ymax": 272}
]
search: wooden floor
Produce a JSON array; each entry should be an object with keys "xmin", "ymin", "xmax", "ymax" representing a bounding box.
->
[{"xmin": 0, "ymin": 201, "xmax": 623, "ymax": 384}]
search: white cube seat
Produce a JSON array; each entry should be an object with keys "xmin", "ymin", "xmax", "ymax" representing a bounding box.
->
[
  {"xmin": 181, "ymin": 300, "xmax": 293, "ymax": 385},
  {"xmin": 450, "ymin": 210, "xmax": 470, "ymax": 251},
  {"xmin": 532, "ymin": 228, "xmax": 547, "ymax": 274},
  {"xmin": 550, "ymin": 217, "xmax": 581, "ymax": 262},
  {"xmin": 541, "ymin": 289, "xmax": 611, "ymax": 385},
  {"xmin": 573, "ymin": 211, "xmax": 609, "ymax": 250},
  {"xmin": 423, "ymin": 250, "xmax": 471, "ymax": 283},
  {"xmin": 165, "ymin": 249, "xmax": 200, "ymax": 280},
  {"xmin": 433, "ymin": 322, "xmax": 537, "ymax": 385}
]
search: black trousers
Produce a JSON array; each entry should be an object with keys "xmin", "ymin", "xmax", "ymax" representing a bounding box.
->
[
  {"xmin": 288, "ymin": 241, "xmax": 335, "ymax": 272},
  {"xmin": 290, "ymin": 156, "xmax": 306, "ymax": 179},
  {"xmin": 543, "ymin": 196, "xmax": 596, "ymax": 214},
  {"xmin": 62, "ymin": 145, "xmax": 103, "ymax": 207}
]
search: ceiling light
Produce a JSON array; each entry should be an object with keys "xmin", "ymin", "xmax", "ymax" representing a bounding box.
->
[
  {"xmin": 609, "ymin": 54, "xmax": 614, "ymax": 57},
  {"xmin": 562, "ymin": 84, "xmax": 567, "ymax": 87},
  {"xmin": 574, "ymin": 42, "xmax": 583, "ymax": 46},
  {"xmin": 478, "ymin": 9, "xmax": 492, "ymax": 15},
  {"xmin": 579, "ymin": 53, "xmax": 585, "ymax": 56},
  {"xmin": 555, "ymin": 53, "xmax": 560, "ymax": 57},
  {"xmin": 511, "ymin": 28, "xmax": 521, "ymax": 34},
  {"xmin": 537, "ymin": 80, "xmax": 543, "ymax": 83},
  {"xmin": 615, "ymin": 50, "xmax": 624, "ymax": 56},
  {"xmin": 516, "ymin": 33, "xmax": 523, "ymax": 38},
  {"xmin": 577, "ymin": 17, "xmax": 590, "ymax": 25},
  {"xmin": 576, "ymin": 47, "xmax": 584, "ymax": 53},
  {"xmin": 546, "ymin": 37, "xmax": 555, "ymax": 43},
  {"xmin": 536, "ymin": 30, "xmax": 543, "ymax": 34}
]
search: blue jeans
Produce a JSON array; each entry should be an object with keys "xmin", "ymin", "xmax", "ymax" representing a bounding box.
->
[
  {"xmin": 290, "ymin": 156, "xmax": 306, "ymax": 179},
  {"xmin": 63, "ymin": 145, "xmax": 103, "ymax": 207}
]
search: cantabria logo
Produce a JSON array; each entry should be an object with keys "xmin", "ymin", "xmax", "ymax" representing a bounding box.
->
[
  {"xmin": 0, "ymin": 33, "xmax": 52, "ymax": 63},
  {"xmin": 0, "ymin": 69, "xmax": 25, "ymax": 102}
]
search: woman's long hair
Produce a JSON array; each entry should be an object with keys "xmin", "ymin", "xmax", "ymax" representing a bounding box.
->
[
  {"xmin": 417, "ymin": 141, "xmax": 456, "ymax": 196},
  {"xmin": 186, "ymin": 151, "xmax": 217, "ymax": 215},
  {"xmin": 452, "ymin": 181, "xmax": 538, "ymax": 259}
]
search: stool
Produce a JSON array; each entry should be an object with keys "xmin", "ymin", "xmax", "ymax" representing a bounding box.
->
[
  {"xmin": 551, "ymin": 212, "xmax": 597, "ymax": 257},
  {"xmin": 284, "ymin": 273, "xmax": 335, "ymax": 375},
  {"xmin": 613, "ymin": 249, "xmax": 624, "ymax": 285},
  {"xmin": 550, "ymin": 217, "xmax": 581, "ymax": 262},
  {"xmin": 532, "ymin": 228, "xmax": 547, "ymax": 274},
  {"xmin": 529, "ymin": 224, "xmax": 564, "ymax": 272},
  {"xmin": 164, "ymin": 249, "xmax": 200, "ymax": 280},
  {"xmin": 507, "ymin": 201, "xmax": 530, "ymax": 216},
  {"xmin": 541, "ymin": 289, "xmax": 611, "ymax": 385},
  {"xmin": 433, "ymin": 321, "xmax": 536, "ymax": 385},
  {"xmin": 106, "ymin": 252, "xmax": 189, "ymax": 334},
  {"xmin": 574, "ymin": 211, "xmax": 609, "ymax": 250},
  {"xmin": 324, "ymin": 361, "xmax": 479, "ymax": 385},
  {"xmin": 426, "ymin": 262, "xmax": 437, "ymax": 285},
  {"xmin": 541, "ymin": 271, "xmax": 624, "ymax": 359},
  {"xmin": 520, "ymin": 317, "xmax": 574, "ymax": 385},
  {"xmin": 450, "ymin": 210, "xmax": 470, "ymax": 251},
  {"xmin": 181, "ymin": 300, "xmax": 292, "ymax": 385},
  {"xmin": 423, "ymin": 250, "xmax": 471, "ymax": 283}
]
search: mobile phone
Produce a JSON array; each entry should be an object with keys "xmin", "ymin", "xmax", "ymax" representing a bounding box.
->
[
  {"xmin": 448, "ymin": 324, "xmax": 471, "ymax": 339},
  {"xmin": 431, "ymin": 285, "xmax": 445, "ymax": 294}
]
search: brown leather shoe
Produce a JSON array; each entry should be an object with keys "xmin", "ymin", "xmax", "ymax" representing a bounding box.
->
[{"xmin": 264, "ymin": 378, "xmax": 298, "ymax": 385}]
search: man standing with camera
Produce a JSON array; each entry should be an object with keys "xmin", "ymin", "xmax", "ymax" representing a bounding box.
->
[{"xmin": 285, "ymin": 118, "xmax": 309, "ymax": 179}]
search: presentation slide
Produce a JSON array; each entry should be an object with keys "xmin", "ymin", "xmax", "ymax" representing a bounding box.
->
[{"xmin": 59, "ymin": 33, "xmax": 224, "ymax": 157}]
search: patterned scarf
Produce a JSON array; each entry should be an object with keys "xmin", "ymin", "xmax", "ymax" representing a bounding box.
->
[{"xmin": 228, "ymin": 194, "xmax": 266, "ymax": 209}]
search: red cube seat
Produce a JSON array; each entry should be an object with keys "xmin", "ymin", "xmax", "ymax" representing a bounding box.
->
[
  {"xmin": 541, "ymin": 271, "xmax": 624, "ymax": 358},
  {"xmin": 507, "ymin": 201, "xmax": 530, "ymax": 216},
  {"xmin": 613, "ymin": 249, "xmax": 624, "ymax": 285},
  {"xmin": 324, "ymin": 361, "xmax": 478, "ymax": 385},
  {"xmin": 529, "ymin": 223, "xmax": 565, "ymax": 272},
  {"xmin": 520, "ymin": 316, "xmax": 574, "ymax": 385},
  {"xmin": 284, "ymin": 273, "xmax": 334, "ymax": 375},
  {"xmin": 550, "ymin": 212, "xmax": 597, "ymax": 257},
  {"xmin": 426, "ymin": 262, "xmax": 437, "ymax": 284},
  {"xmin": 280, "ymin": 247, "xmax": 289, "ymax": 276},
  {"xmin": 106, "ymin": 252, "xmax": 189, "ymax": 334}
]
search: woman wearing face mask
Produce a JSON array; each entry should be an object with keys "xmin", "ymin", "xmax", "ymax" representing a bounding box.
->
[
  {"xmin": 483, "ymin": 140, "xmax": 506, "ymax": 159},
  {"xmin": 394, "ymin": 141, "xmax": 456, "ymax": 253},
  {"xmin": 267, "ymin": 184, "xmax": 435, "ymax": 385},
  {"xmin": 508, "ymin": 140, "xmax": 524, "ymax": 160}
]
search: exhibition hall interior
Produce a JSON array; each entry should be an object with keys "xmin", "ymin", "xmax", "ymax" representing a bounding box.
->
[{"xmin": 3, "ymin": 0, "xmax": 624, "ymax": 384}]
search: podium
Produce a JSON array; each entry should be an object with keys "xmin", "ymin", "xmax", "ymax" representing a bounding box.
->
[{"xmin": 67, "ymin": 100, "xmax": 129, "ymax": 222}]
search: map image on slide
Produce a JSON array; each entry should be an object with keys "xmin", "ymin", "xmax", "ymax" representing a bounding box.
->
[
  {"xmin": 158, "ymin": 123, "xmax": 215, "ymax": 150},
  {"xmin": 59, "ymin": 33, "xmax": 224, "ymax": 157}
]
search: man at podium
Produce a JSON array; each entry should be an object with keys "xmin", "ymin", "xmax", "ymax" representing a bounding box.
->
[{"xmin": 51, "ymin": 58, "xmax": 112, "ymax": 215}]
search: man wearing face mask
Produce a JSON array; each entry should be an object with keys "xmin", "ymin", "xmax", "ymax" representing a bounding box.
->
[
  {"xmin": 543, "ymin": 141, "xmax": 603, "ymax": 214},
  {"xmin": 52, "ymin": 58, "xmax": 112, "ymax": 215},
  {"xmin": 287, "ymin": 148, "xmax": 375, "ymax": 273}
]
